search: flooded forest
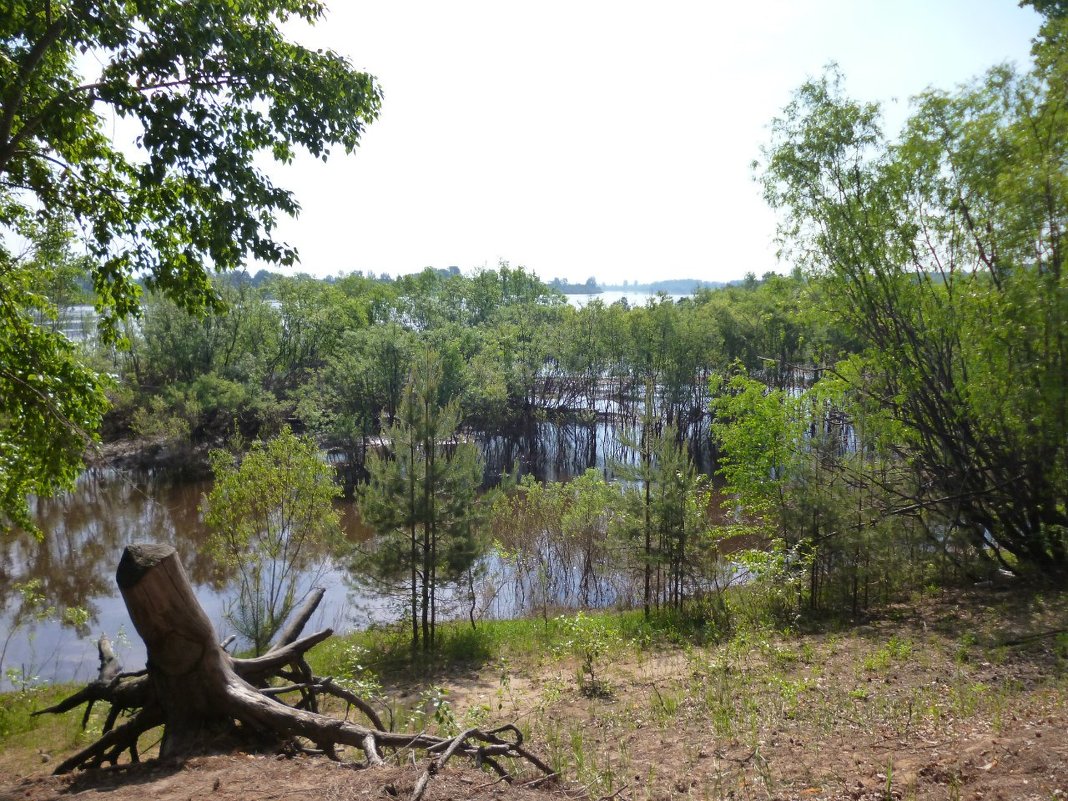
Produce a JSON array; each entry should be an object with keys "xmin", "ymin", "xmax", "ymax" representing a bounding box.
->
[
  {"xmin": 2, "ymin": 11, "xmax": 1066, "ymax": 695},
  {"xmin": 2, "ymin": 267, "xmax": 843, "ymax": 679}
]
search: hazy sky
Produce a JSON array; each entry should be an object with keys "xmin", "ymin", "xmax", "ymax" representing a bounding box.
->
[{"xmin": 268, "ymin": 1, "xmax": 1043, "ymax": 285}]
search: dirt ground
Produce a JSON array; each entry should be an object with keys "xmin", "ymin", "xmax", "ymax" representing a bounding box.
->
[
  {"xmin": 1, "ymin": 588, "xmax": 1066, "ymax": 801},
  {"xmin": 0, "ymin": 758, "xmax": 575, "ymax": 801}
]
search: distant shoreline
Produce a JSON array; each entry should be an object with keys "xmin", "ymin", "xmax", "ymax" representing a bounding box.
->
[{"xmin": 550, "ymin": 278, "xmax": 731, "ymax": 295}]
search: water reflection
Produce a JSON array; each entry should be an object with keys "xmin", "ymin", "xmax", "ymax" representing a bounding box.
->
[
  {"xmin": 479, "ymin": 419, "xmax": 712, "ymax": 484},
  {"xmin": 0, "ymin": 470, "xmax": 357, "ymax": 688},
  {"xmin": 2, "ymin": 418, "xmax": 720, "ymax": 688}
]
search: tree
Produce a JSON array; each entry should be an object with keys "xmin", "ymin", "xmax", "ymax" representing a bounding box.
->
[
  {"xmin": 359, "ymin": 349, "xmax": 486, "ymax": 652},
  {"xmin": 0, "ymin": 1, "xmax": 381, "ymax": 526},
  {"xmin": 489, "ymin": 475, "xmax": 568, "ymax": 621},
  {"xmin": 560, "ymin": 468, "xmax": 621, "ymax": 608},
  {"xmin": 759, "ymin": 38, "xmax": 1068, "ymax": 577},
  {"xmin": 1022, "ymin": 0, "xmax": 1068, "ymax": 19},
  {"xmin": 24, "ymin": 216, "xmax": 94, "ymax": 335},
  {"xmin": 0, "ymin": 223, "xmax": 107, "ymax": 532},
  {"xmin": 303, "ymin": 322, "xmax": 415, "ymax": 489},
  {"xmin": 203, "ymin": 428, "xmax": 343, "ymax": 654},
  {"xmin": 619, "ymin": 419, "xmax": 710, "ymax": 615}
]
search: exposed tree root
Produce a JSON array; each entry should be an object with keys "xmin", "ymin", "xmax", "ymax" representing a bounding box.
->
[{"xmin": 36, "ymin": 544, "xmax": 554, "ymax": 800}]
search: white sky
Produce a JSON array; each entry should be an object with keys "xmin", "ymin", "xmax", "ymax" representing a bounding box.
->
[{"xmin": 268, "ymin": 1, "xmax": 1043, "ymax": 285}]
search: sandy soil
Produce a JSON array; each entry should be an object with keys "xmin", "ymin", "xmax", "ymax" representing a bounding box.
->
[
  {"xmin": 0, "ymin": 757, "xmax": 576, "ymax": 801},
  {"xmin": 1, "ymin": 588, "xmax": 1065, "ymax": 801}
]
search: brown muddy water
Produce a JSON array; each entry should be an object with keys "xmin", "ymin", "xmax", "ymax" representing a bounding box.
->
[
  {"xmin": 2, "ymin": 417, "xmax": 718, "ymax": 690},
  {"xmin": 0, "ymin": 469, "xmax": 384, "ymax": 690}
]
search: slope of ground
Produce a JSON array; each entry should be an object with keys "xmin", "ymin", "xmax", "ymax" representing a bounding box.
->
[{"xmin": 1, "ymin": 587, "xmax": 1065, "ymax": 800}]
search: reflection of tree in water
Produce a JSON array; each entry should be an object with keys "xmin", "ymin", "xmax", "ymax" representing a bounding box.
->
[
  {"xmin": 479, "ymin": 419, "xmax": 652, "ymax": 484},
  {"xmin": 0, "ymin": 467, "xmax": 379, "ymax": 688},
  {"xmin": 2, "ymin": 421, "xmax": 695, "ymax": 647},
  {"xmin": 3, "ymin": 474, "xmax": 115, "ymax": 628},
  {"xmin": 3, "ymin": 469, "xmax": 362, "ymax": 632},
  {"xmin": 0, "ymin": 470, "xmax": 234, "ymax": 633}
]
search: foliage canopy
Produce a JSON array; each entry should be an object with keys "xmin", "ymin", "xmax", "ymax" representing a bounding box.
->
[{"xmin": 0, "ymin": 1, "xmax": 380, "ymax": 528}]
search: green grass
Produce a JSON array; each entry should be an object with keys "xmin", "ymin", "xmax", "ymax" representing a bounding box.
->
[
  {"xmin": 309, "ymin": 603, "xmax": 731, "ymax": 685},
  {"xmin": 309, "ymin": 615, "xmax": 567, "ymax": 681},
  {"xmin": 5, "ymin": 589, "xmax": 1067, "ymax": 801},
  {"xmin": 0, "ymin": 682, "xmax": 99, "ymax": 772}
]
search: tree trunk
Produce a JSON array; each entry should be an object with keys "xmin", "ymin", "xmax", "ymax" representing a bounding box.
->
[{"xmin": 116, "ymin": 544, "xmax": 240, "ymax": 757}]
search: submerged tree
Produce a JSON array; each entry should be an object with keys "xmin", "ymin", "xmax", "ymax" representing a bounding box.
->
[
  {"xmin": 710, "ymin": 369, "xmax": 929, "ymax": 614},
  {"xmin": 614, "ymin": 404, "xmax": 714, "ymax": 616},
  {"xmin": 359, "ymin": 349, "xmax": 486, "ymax": 651}
]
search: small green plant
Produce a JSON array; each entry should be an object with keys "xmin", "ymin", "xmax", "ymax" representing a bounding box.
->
[
  {"xmin": 651, "ymin": 686, "xmax": 682, "ymax": 724},
  {"xmin": 955, "ymin": 631, "xmax": 978, "ymax": 664},
  {"xmin": 569, "ymin": 726, "xmax": 585, "ymax": 773},
  {"xmin": 337, "ymin": 643, "xmax": 384, "ymax": 702},
  {"xmin": 694, "ymin": 652, "xmax": 740, "ymax": 737},
  {"xmin": 949, "ymin": 680, "xmax": 988, "ymax": 717},
  {"xmin": 406, "ymin": 685, "xmax": 457, "ymax": 735},
  {"xmin": 554, "ymin": 612, "xmax": 622, "ymax": 697},
  {"xmin": 535, "ymin": 676, "xmax": 567, "ymax": 713},
  {"xmin": 0, "ymin": 682, "xmax": 44, "ymax": 738},
  {"xmin": 544, "ymin": 723, "xmax": 566, "ymax": 775},
  {"xmin": 864, "ymin": 636, "xmax": 913, "ymax": 672},
  {"xmin": 462, "ymin": 703, "xmax": 492, "ymax": 728},
  {"xmin": 1053, "ymin": 632, "xmax": 1068, "ymax": 664},
  {"xmin": 769, "ymin": 675, "xmax": 810, "ymax": 718},
  {"xmin": 769, "ymin": 643, "xmax": 799, "ymax": 666}
]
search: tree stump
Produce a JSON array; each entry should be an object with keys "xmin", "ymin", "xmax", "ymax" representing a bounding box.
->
[
  {"xmin": 116, "ymin": 543, "xmax": 236, "ymax": 757},
  {"xmin": 37, "ymin": 543, "xmax": 553, "ymax": 798}
]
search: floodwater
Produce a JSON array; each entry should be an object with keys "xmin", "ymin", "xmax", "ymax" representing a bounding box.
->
[
  {"xmin": 563, "ymin": 291, "xmax": 686, "ymax": 308},
  {"xmin": 0, "ymin": 471, "xmax": 386, "ymax": 690},
  {"xmin": 1, "ymin": 290, "xmax": 736, "ymax": 688},
  {"xmin": 1, "ymin": 379, "xmax": 727, "ymax": 689},
  {"xmin": 0, "ymin": 419, "xmax": 668, "ymax": 688}
]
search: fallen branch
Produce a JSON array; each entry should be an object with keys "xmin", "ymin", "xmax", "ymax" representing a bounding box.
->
[{"xmin": 1001, "ymin": 628, "xmax": 1068, "ymax": 646}]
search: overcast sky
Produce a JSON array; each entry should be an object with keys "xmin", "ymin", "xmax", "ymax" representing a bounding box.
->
[{"xmin": 268, "ymin": 1, "xmax": 1043, "ymax": 285}]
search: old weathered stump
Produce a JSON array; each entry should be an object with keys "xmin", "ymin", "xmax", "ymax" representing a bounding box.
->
[
  {"xmin": 116, "ymin": 544, "xmax": 237, "ymax": 757},
  {"xmin": 39, "ymin": 544, "xmax": 553, "ymax": 798}
]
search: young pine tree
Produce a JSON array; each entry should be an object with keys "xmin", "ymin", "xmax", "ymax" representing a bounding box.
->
[{"xmin": 359, "ymin": 349, "xmax": 486, "ymax": 652}]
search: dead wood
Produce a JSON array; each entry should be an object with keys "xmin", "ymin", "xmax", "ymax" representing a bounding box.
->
[
  {"xmin": 268, "ymin": 587, "xmax": 326, "ymax": 653},
  {"xmin": 33, "ymin": 635, "xmax": 148, "ymax": 731},
  {"xmin": 37, "ymin": 543, "xmax": 553, "ymax": 796}
]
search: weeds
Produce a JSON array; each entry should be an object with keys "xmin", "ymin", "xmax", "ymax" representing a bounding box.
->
[
  {"xmin": 955, "ymin": 631, "xmax": 978, "ymax": 664},
  {"xmin": 553, "ymin": 612, "xmax": 623, "ymax": 697},
  {"xmin": 405, "ymin": 685, "xmax": 457, "ymax": 735},
  {"xmin": 863, "ymin": 636, "xmax": 913, "ymax": 672},
  {"xmin": 650, "ymin": 686, "xmax": 682, "ymax": 725},
  {"xmin": 6, "ymin": 589, "xmax": 1065, "ymax": 799}
]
